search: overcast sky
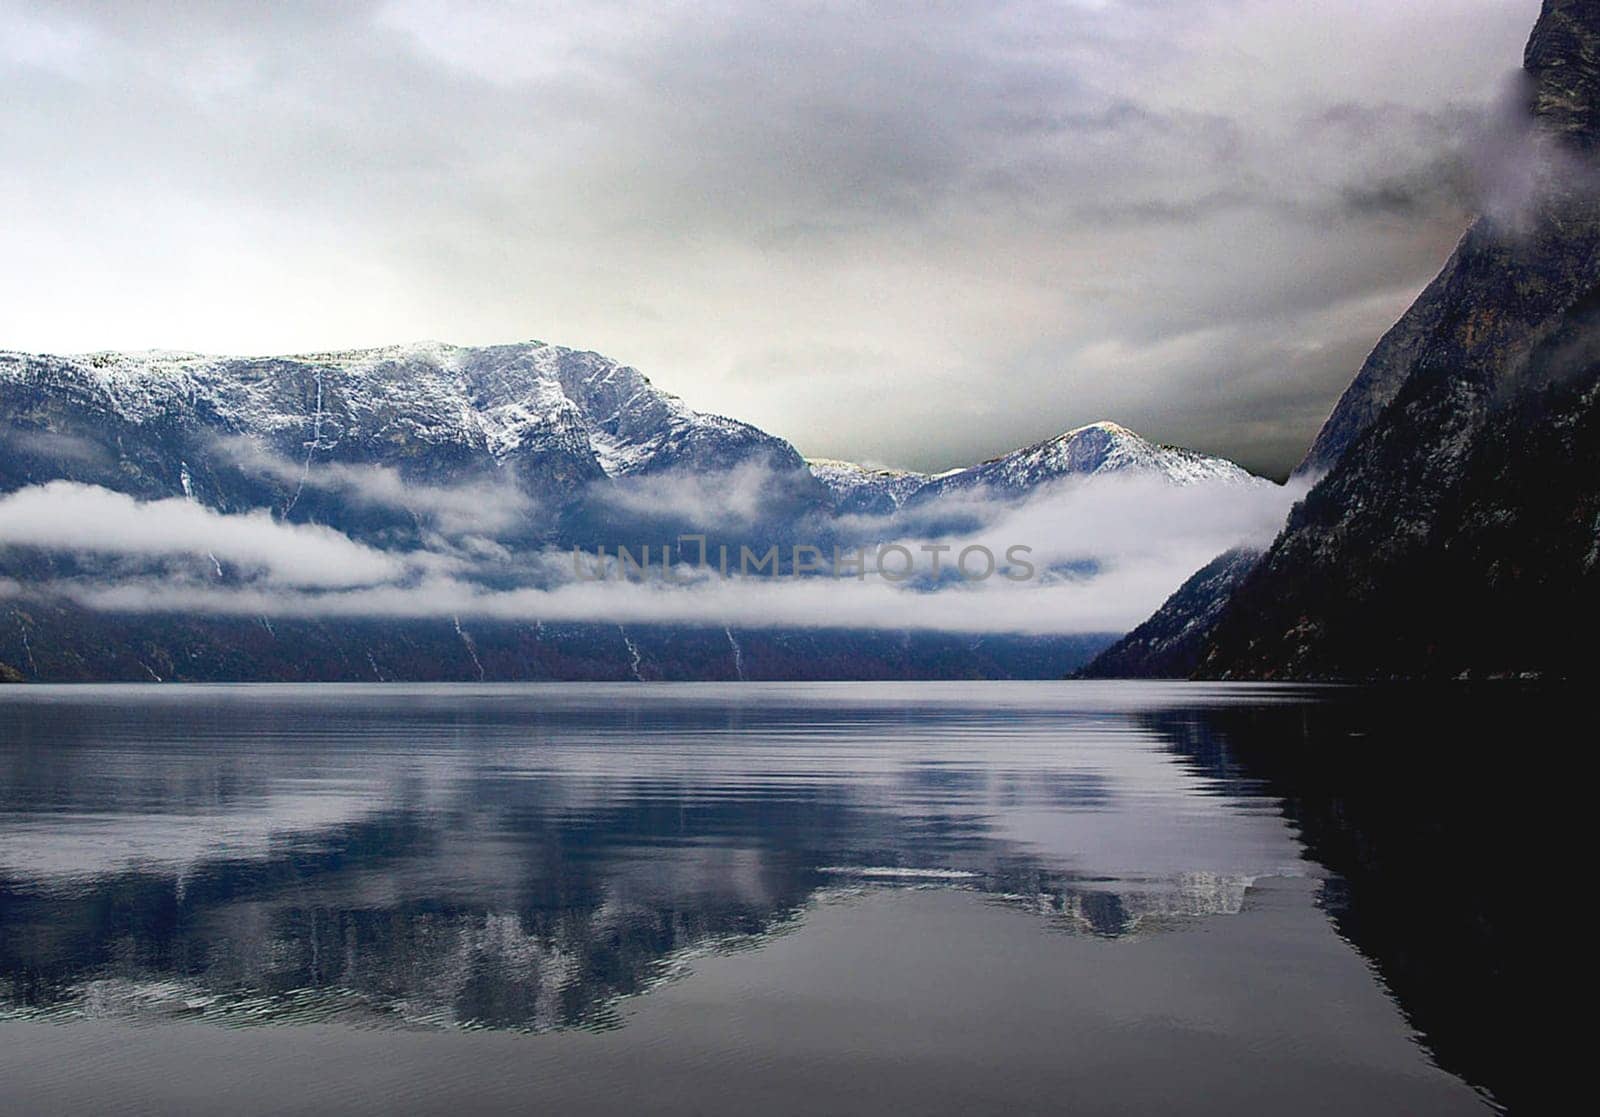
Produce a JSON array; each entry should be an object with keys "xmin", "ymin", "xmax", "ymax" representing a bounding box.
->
[{"xmin": 0, "ymin": 0, "xmax": 1537, "ymax": 476}]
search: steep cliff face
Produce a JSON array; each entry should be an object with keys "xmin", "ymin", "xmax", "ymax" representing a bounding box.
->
[
  {"xmin": 1086, "ymin": 0, "xmax": 1600, "ymax": 681},
  {"xmin": 1193, "ymin": 0, "xmax": 1600, "ymax": 679},
  {"xmin": 0, "ymin": 597, "xmax": 1112, "ymax": 684},
  {"xmin": 1299, "ymin": 0, "xmax": 1600, "ymax": 478}
]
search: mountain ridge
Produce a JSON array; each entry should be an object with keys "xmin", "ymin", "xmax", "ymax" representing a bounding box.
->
[
  {"xmin": 2, "ymin": 341, "xmax": 1261, "ymax": 530},
  {"xmin": 2, "ymin": 339, "xmax": 1265, "ymax": 682}
]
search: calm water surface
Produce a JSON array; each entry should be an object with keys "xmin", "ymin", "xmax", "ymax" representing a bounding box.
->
[{"xmin": 0, "ymin": 683, "xmax": 1532, "ymax": 1114}]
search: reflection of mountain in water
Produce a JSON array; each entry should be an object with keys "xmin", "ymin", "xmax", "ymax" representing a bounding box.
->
[
  {"xmin": 0, "ymin": 683, "xmax": 1539, "ymax": 1112},
  {"xmin": 2, "ymin": 791, "xmax": 826, "ymax": 1032},
  {"xmin": 0, "ymin": 685, "xmax": 1540, "ymax": 1114},
  {"xmin": 0, "ymin": 685, "xmax": 1306, "ymax": 1032}
]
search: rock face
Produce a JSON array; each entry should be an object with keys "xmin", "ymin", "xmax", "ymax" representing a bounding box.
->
[
  {"xmin": 1525, "ymin": 0, "xmax": 1600, "ymax": 150},
  {"xmin": 1101, "ymin": 0, "xmax": 1600, "ymax": 680}
]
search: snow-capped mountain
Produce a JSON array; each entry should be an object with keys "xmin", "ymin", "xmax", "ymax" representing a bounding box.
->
[
  {"xmin": 0, "ymin": 341, "xmax": 825, "ymax": 545},
  {"xmin": 2, "ymin": 336, "xmax": 1266, "ymax": 682},
  {"xmin": 807, "ymin": 422, "xmax": 1258, "ymax": 518},
  {"xmin": 0, "ymin": 339, "xmax": 805, "ymax": 482},
  {"xmin": 910, "ymin": 421, "xmax": 1258, "ymax": 502},
  {"xmin": 806, "ymin": 458, "xmax": 931, "ymax": 516},
  {"xmin": 3, "ymin": 342, "xmax": 1257, "ymax": 546}
]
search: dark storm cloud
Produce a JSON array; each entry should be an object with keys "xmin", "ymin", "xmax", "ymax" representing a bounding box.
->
[{"xmin": 0, "ymin": 0, "xmax": 1539, "ymax": 475}]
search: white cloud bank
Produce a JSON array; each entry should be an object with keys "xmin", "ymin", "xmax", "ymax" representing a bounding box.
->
[
  {"xmin": 1, "ymin": 471, "xmax": 1305, "ymax": 634},
  {"xmin": 0, "ymin": 481, "xmax": 406, "ymax": 587}
]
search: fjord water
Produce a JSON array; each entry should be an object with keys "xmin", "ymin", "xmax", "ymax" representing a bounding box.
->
[{"xmin": 0, "ymin": 683, "xmax": 1522, "ymax": 1115}]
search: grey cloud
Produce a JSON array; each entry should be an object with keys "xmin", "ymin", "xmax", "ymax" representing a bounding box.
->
[{"xmin": 0, "ymin": 0, "xmax": 1542, "ymax": 477}]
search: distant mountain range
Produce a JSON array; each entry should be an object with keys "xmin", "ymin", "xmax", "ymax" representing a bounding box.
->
[
  {"xmin": 1081, "ymin": 0, "xmax": 1600, "ymax": 681},
  {"xmin": 1, "ymin": 341, "xmax": 1260, "ymax": 681},
  {"xmin": 0, "ymin": 344, "xmax": 1253, "ymax": 528}
]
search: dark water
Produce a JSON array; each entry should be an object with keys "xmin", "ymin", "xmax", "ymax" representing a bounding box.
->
[{"xmin": 0, "ymin": 683, "xmax": 1533, "ymax": 1114}]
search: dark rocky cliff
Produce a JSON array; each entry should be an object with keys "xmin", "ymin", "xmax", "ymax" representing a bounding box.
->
[
  {"xmin": 1087, "ymin": 0, "xmax": 1600, "ymax": 680},
  {"xmin": 1198, "ymin": 0, "xmax": 1600, "ymax": 680}
]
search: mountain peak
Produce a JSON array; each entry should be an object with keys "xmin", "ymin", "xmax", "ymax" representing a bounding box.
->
[
  {"xmin": 983, "ymin": 421, "xmax": 1147, "ymax": 469},
  {"xmin": 1066, "ymin": 420, "xmax": 1139, "ymax": 439},
  {"xmin": 910, "ymin": 420, "xmax": 1257, "ymax": 500}
]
